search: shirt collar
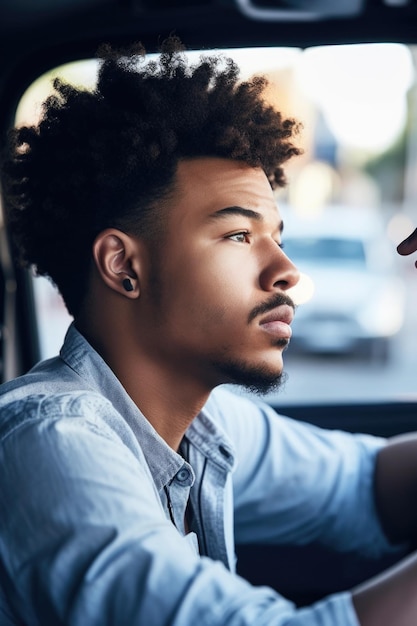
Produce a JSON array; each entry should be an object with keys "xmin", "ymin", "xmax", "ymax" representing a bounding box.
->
[
  {"xmin": 59, "ymin": 323, "xmax": 235, "ymax": 487},
  {"xmin": 60, "ymin": 323, "xmax": 183, "ymax": 489}
]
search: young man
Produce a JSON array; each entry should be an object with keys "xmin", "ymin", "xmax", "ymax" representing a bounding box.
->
[{"xmin": 1, "ymin": 36, "xmax": 417, "ymax": 625}]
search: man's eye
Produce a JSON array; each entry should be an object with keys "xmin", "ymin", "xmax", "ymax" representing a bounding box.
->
[{"xmin": 228, "ymin": 231, "xmax": 250, "ymax": 243}]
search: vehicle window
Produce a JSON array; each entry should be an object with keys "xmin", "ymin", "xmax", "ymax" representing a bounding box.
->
[
  {"xmin": 283, "ymin": 237, "xmax": 367, "ymax": 265},
  {"xmin": 14, "ymin": 43, "xmax": 417, "ymax": 406}
]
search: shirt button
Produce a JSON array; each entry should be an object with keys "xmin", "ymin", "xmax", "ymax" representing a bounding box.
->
[
  {"xmin": 218, "ymin": 445, "xmax": 231, "ymax": 459},
  {"xmin": 176, "ymin": 468, "xmax": 191, "ymax": 483}
]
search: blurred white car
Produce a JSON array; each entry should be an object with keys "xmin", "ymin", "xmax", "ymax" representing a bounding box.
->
[{"xmin": 283, "ymin": 207, "xmax": 406, "ymax": 360}]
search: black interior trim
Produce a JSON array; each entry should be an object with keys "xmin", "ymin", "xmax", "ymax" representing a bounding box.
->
[{"xmin": 272, "ymin": 401, "xmax": 417, "ymax": 438}]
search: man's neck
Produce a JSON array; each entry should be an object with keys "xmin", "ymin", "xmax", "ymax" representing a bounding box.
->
[
  {"xmin": 118, "ymin": 360, "xmax": 211, "ymax": 450},
  {"xmin": 75, "ymin": 319, "xmax": 211, "ymax": 451}
]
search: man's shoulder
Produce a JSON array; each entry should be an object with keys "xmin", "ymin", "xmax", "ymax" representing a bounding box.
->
[
  {"xmin": 0, "ymin": 354, "xmax": 93, "ymax": 404},
  {"xmin": 0, "ymin": 359, "xmax": 112, "ymax": 440}
]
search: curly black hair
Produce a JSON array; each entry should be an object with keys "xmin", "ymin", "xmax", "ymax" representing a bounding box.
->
[{"xmin": 2, "ymin": 36, "xmax": 302, "ymax": 317}]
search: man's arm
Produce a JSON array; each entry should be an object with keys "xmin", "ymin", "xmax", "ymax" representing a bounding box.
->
[
  {"xmin": 350, "ymin": 432, "xmax": 417, "ymax": 624},
  {"xmin": 374, "ymin": 433, "xmax": 417, "ymax": 543},
  {"xmin": 352, "ymin": 548, "xmax": 417, "ymax": 624},
  {"xmin": 211, "ymin": 389, "xmax": 417, "ymax": 625},
  {"xmin": 350, "ymin": 231, "xmax": 417, "ymax": 622}
]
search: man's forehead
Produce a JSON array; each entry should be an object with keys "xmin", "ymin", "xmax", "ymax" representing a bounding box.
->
[
  {"xmin": 171, "ymin": 157, "xmax": 281, "ymax": 228},
  {"xmin": 176, "ymin": 157, "xmax": 276, "ymax": 205},
  {"xmin": 177, "ymin": 156, "xmax": 266, "ymax": 182}
]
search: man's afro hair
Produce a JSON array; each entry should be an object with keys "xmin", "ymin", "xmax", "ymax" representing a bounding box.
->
[{"xmin": 2, "ymin": 36, "xmax": 302, "ymax": 316}]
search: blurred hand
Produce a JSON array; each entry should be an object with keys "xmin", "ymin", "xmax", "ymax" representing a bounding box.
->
[{"xmin": 397, "ymin": 228, "xmax": 417, "ymax": 266}]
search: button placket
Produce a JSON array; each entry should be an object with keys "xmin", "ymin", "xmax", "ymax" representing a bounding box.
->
[{"xmin": 163, "ymin": 463, "xmax": 195, "ymax": 533}]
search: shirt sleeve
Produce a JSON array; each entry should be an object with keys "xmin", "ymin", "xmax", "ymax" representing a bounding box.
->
[
  {"xmin": 0, "ymin": 395, "xmax": 361, "ymax": 626},
  {"xmin": 207, "ymin": 387, "xmax": 397, "ymax": 558}
]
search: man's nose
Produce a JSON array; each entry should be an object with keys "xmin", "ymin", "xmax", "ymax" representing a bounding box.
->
[{"xmin": 259, "ymin": 244, "xmax": 300, "ymax": 292}]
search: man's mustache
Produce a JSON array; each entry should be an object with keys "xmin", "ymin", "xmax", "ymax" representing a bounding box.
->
[{"xmin": 248, "ymin": 293, "xmax": 296, "ymax": 324}]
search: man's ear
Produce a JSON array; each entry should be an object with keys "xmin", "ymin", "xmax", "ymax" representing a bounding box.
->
[{"xmin": 92, "ymin": 228, "xmax": 141, "ymax": 298}]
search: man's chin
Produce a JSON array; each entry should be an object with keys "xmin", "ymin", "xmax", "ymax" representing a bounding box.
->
[
  {"xmin": 212, "ymin": 357, "xmax": 288, "ymax": 396},
  {"xmin": 235, "ymin": 371, "xmax": 288, "ymax": 396}
]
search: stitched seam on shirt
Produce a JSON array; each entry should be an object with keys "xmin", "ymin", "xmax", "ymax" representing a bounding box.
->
[{"xmin": 0, "ymin": 393, "xmax": 115, "ymax": 445}]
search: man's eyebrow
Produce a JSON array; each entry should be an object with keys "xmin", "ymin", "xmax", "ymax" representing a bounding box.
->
[
  {"xmin": 209, "ymin": 206, "xmax": 263, "ymax": 221},
  {"xmin": 209, "ymin": 206, "xmax": 283, "ymax": 232}
]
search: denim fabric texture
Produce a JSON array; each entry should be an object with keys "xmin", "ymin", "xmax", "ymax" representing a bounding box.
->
[{"xmin": 0, "ymin": 323, "xmax": 396, "ymax": 625}]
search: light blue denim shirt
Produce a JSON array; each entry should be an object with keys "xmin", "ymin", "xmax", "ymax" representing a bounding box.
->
[{"xmin": 0, "ymin": 323, "xmax": 396, "ymax": 625}]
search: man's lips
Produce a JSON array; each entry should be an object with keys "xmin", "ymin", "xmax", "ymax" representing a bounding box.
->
[{"xmin": 258, "ymin": 305, "xmax": 294, "ymax": 339}]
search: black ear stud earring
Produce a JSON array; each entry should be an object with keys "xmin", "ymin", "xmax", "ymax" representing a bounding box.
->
[{"xmin": 122, "ymin": 278, "xmax": 134, "ymax": 292}]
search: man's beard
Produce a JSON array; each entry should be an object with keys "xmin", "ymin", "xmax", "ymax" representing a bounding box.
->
[{"xmin": 211, "ymin": 342, "xmax": 289, "ymax": 396}]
